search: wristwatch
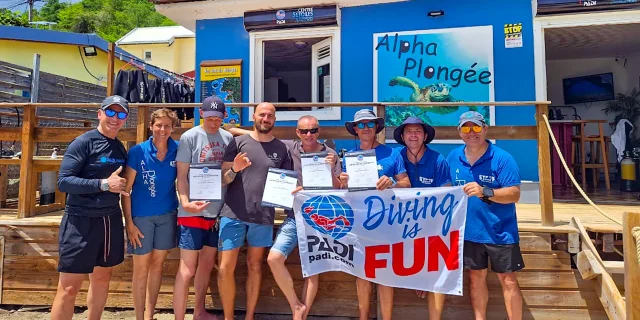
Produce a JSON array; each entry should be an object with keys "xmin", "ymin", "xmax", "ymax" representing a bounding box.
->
[
  {"xmin": 100, "ymin": 179, "xmax": 109, "ymax": 191},
  {"xmin": 390, "ymin": 177, "xmax": 397, "ymax": 187},
  {"xmin": 481, "ymin": 187, "xmax": 494, "ymax": 200}
]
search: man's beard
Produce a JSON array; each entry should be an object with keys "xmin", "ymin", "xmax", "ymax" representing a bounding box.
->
[{"xmin": 255, "ymin": 122, "xmax": 273, "ymax": 133}]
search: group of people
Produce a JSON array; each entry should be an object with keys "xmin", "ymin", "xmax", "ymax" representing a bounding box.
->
[{"xmin": 50, "ymin": 94, "xmax": 525, "ymax": 320}]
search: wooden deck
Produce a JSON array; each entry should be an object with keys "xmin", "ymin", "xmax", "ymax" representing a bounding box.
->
[{"xmin": 0, "ymin": 200, "xmax": 631, "ymax": 319}]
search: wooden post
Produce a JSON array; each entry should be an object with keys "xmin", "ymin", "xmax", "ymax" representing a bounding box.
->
[
  {"xmin": 376, "ymin": 104, "xmax": 386, "ymax": 145},
  {"xmin": 624, "ymin": 211, "xmax": 640, "ymax": 320},
  {"xmin": 536, "ymin": 103, "xmax": 553, "ymax": 226},
  {"xmin": 107, "ymin": 43, "xmax": 115, "ymax": 96},
  {"xmin": 137, "ymin": 106, "xmax": 149, "ymax": 144},
  {"xmin": 0, "ymin": 165, "xmax": 7, "ymax": 208},
  {"xmin": 17, "ymin": 105, "xmax": 36, "ymax": 218}
]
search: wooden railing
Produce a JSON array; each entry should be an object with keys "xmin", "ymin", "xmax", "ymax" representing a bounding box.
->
[{"xmin": 0, "ymin": 101, "xmax": 553, "ymax": 224}]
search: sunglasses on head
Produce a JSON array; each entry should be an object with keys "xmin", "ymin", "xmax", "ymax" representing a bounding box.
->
[
  {"xmin": 460, "ymin": 125, "xmax": 483, "ymax": 133},
  {"xmin": 298, "ymin": 128, "xmax": 319, "ymax": 134},
  {"xmin": 356, "ymin": 122, "xmax": 376, "ymax": 129},
  {"xmin": 104, "ymin": 108, "xmax": 128, "ymax": 120}
]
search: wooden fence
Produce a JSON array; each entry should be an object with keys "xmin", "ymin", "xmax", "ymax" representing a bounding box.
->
[{"xmin": 0, "ymin": 101, "xmax": 554, "ymax": 225}]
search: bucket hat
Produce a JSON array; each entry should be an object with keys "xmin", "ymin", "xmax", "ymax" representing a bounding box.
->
[
  {"xmin": 345, "ymin": 109, "xmax": 385, "ymax": 136},
  {"xmin": 393, "ymin": 116, "xmax": 436, "ymax": 146}
]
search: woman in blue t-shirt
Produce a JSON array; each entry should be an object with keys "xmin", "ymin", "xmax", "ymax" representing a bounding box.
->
[
  {"xmin": 339, "ymin": 109, "xmax": 411, "ymax": 320},
  {"xmin": 122, "ymin": 108, "xmax": 179, "ymax": 320}
]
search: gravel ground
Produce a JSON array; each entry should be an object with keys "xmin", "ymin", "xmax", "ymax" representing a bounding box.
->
[{"xmin": 0, "ymin": 305, "xmax": 354, "ymax": 319}]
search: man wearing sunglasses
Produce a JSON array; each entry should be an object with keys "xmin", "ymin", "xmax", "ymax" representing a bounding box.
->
[
  {"xmin": 52, "ymin": 95, "xmax": 130, "ymax": 320},
  {"xmin": 339, "ymin": 109, "xmax": 411, "ymax": 320},
  {"xmin": 225, "ymin": 115, "xmax": 340, "ymax": 319},
  {"xmin": 446, "ymin": 111, "xmax": 524, "ymax": 320},
  {"xmin": 392, "ymin": 116, "xmax": 450, "ymax": 320}
]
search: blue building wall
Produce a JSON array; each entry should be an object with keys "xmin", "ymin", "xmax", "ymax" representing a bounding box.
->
[{"xmin": 194, "ymin": 0, "xmax": 539, "ymax": 180}]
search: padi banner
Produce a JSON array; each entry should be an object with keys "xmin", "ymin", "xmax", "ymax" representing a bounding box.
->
[{"xmin": 293, "ymin": 187, "xmax": 468, "ymax": 296}]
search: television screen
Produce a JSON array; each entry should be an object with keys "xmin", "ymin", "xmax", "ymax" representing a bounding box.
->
[{"xmin": 563, "ymin": 73, "xmax": 615, "ymax": 105}]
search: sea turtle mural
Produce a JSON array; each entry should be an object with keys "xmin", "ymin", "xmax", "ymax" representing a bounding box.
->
[{"xmin": 388, "ymin": 76, "xmax": 479, "ymax": 114}]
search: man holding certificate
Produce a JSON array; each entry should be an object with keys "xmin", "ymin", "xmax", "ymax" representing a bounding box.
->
[
  {"xmin": 173, "ymin": 96, "xmax": 233, "ymax": 320},
  {"xmin": 225, "ymin": 115, "xmax": 341, "ymax": 319},
  {"xmin": 339, "ymin": 109, "xmax": 411, "ymax": 320},
  {"xmin": 218, "ymin": 102, "xmax": 295, "ymax": 320}
]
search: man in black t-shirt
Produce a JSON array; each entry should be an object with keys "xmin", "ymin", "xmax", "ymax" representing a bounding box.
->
[
  {"xmin": 218, "ymin": 102, "xmax": 295, "ymax": 320},
  {"xmin": 51, "ymin": 95, "xmax": 130, "ymax": 320}
]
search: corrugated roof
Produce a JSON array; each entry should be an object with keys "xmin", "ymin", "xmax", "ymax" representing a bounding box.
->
[
  {"xmin": 116, "ymin": 26, "xmax": 195, "ymax": 45},
  {"xmin": 0, "ymin": 25, "xmax": 191, "ymax": 80}
]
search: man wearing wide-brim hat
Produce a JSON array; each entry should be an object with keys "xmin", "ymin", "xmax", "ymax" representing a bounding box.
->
[
  {"xmin": 393, "ymin": 116, "xmax": 451, "ymax": 319},
  {"xmin": 339, "ymin": 108, "xmax": 410, "ymax": 320}
]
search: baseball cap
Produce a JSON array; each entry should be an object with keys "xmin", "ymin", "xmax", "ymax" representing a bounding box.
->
[
  {"xmin": 201, "ymin": 96, "xmax": 226, "ymax": 119},
  {"xmin": 100, "ymin": 95, "xmax": 129, "ymax": 113},
  {"xmin": 458, "ymin": 111, "xmax": 486, "ymax": 129}
]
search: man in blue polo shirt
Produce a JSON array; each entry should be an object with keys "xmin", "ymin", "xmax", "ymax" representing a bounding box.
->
[
  {"xmin": 339, "ymin": 109, "xmax": 411, "ymax": 320},
  {"xmin": 446, "ymin": 111, "xmax": 524, "ymax": 320},
  {"xmin": 393, "ymin": 116, "xmax": 450, "ymax": 320}
]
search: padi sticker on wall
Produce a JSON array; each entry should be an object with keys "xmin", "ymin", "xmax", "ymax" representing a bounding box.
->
[
  {"xmin": 504, "ymin": 23, "xmax": 523, "ymax": 49},
  {"xmin": 373, "ymin": 26, "xmax": 495, "ymax": 136}
]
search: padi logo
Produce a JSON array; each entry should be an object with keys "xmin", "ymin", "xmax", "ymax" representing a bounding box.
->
[
  {"xmin": 313, "ymin": 155, "xmax": 319, "ymax": 162},
  {"xmin": 276, "ymin": 9, "xmax": 285, "ymax": 20},
  {"xmin": 479, "ymin": 175, "xmax": 495, "ymax": 183},
  {"xmin": 170, "ymin": 161, "xmax": 176, "ymax": 167},
  {"xmin": 419, "ymin": 177, "xmax": 434, "ymax": 185},
  {"xmin": 280, "ymin": 173, "xmax": 286, "ymax": 179},
  {"xmin": 202, "ymin": 167, "xmax": 209, "ymax": 173},
  {"xmin": 357, "ymin": 155, "xmax": 363, "ymax": 161},
  {"xmin": 100, "ymin": 157, "xmax": 125, "ymax": 164},
  {"xmin": 302, "ymin": 195, "xmax": 354, "ymax": 240}
]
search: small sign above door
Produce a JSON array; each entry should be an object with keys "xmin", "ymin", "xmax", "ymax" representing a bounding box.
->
[
  {"xmin": 537, "ymin": 0, "xmax": 640, "ymax": 15},
  {"xmin": 244, "ymin": 5, "xmax": 338, "ymax": 32}
]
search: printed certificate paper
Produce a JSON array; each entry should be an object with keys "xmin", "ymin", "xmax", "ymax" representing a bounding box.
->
[
  {"xmin": 261, "ymin": 168, "xmax": 299, "ymax": 209},
  {"xmin": 189, "ymin": 164, "xmax": 221, "ymax": 201},
  {"xmin": 300, "ymin": 151, "xmax": 333, "ymax": 190},
  {"xmin": 344, "ymin": 149, "xmax": 378, "ymax": 191}
]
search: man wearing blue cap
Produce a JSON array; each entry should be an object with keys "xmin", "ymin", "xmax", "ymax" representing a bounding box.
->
[
  {"xmin": 446, "ymin": 111, "xmax": 524, "ymax": 320},
  {"xmin": 52, "ymin": 95, "xmax": 130, "ymax": 320},
  {"xmin": 339, "ymin": 108, "xmax": 411, "ymax": 320},
  {"xmin": 393, "ymin": 116, "xmax": 450, "ymax": 320}
]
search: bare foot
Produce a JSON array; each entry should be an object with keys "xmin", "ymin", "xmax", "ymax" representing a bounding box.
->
[
  {"xmin": 293, "ymin": 304, "xmax": 307, "ymax": 320},
  {"xmin": 194, "ymin": 310, "xmax": 219, "ymax": 320}
]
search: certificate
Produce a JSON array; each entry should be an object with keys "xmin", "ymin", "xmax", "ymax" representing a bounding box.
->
[
  {"xmin": 344, "ymin": 149, "xmax": 378, "ymax": 191},
  {"xmin": 189, "ymin": 164, "xmax": 222, "ymax": 201},
  {"xmin": 261, "ymin": 168, "xmax": 299, "ymax": 209},
  {"xmin": 300, "ymin": 151, "xmax": 333, "ymax": 190}
]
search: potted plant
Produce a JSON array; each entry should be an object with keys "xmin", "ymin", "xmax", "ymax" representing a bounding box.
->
[{"xmin": 603, "ymin": 88, "xmax": 640, "ymax": 147}]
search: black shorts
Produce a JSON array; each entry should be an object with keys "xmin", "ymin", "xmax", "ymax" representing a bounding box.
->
[
  {"xmin": 464, "ymin": 241, "xmax": 525, "ymax": 273},
  {"xmin": 58, "ymin": 213, "xmax": 125, "ymax": 274}
]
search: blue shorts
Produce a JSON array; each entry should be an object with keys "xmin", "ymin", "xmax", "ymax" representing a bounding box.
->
[
  {"xmin": 270, "ymin": 218, "xmax": 298, "ymax": 258},
  {"xmin": 177, "ymin": 224, "xmax": 219, "ymax": 251},
  {"xmin": 218, "ymin": 216, "xmax": 273, "ymax": 251},
  {"xmin": 127, "ymin": 212, "xmax": 177, "ymax": 255}
]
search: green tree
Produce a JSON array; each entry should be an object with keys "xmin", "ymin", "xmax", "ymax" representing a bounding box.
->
[
  {"xmin": 0, "ymin": 9, "xmax": 29, "ymax": 27},
  {"xmin": 55, "ymin": 0, "xmax": 176, "ymax": 41},
  {"xmin": 40, "ymin": 0, "xmax": 69, "ymax": 23}
]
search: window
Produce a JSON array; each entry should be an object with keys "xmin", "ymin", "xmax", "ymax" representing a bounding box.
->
[
  {"xmin": 249, "ymin": 26, "xmax": 341, "ymax": 121},
  {"xmin": 143, "ymin": 50, "xmax": 152, "ymax": 61}
]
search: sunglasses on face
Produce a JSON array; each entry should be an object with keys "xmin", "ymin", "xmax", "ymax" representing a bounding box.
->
[
  {"xmin": 460, "ymin": 125, "xmax": 483, "ymax": 134},
  {"xmin": 298, "ymin": 128, "xmax": 319, "ymax": 134},
  {"xmin": 104, "ymin": 109, "xmax": 128, "ymax": 120},
  {"xmin": 356, "ymin": 122, "xmax": 376, "ymax": 129}
]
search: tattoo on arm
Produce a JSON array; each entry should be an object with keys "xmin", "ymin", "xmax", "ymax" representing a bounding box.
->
[{"xmin": 222, "ymin": 168, "xmax": 237, "ymax": 186}]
